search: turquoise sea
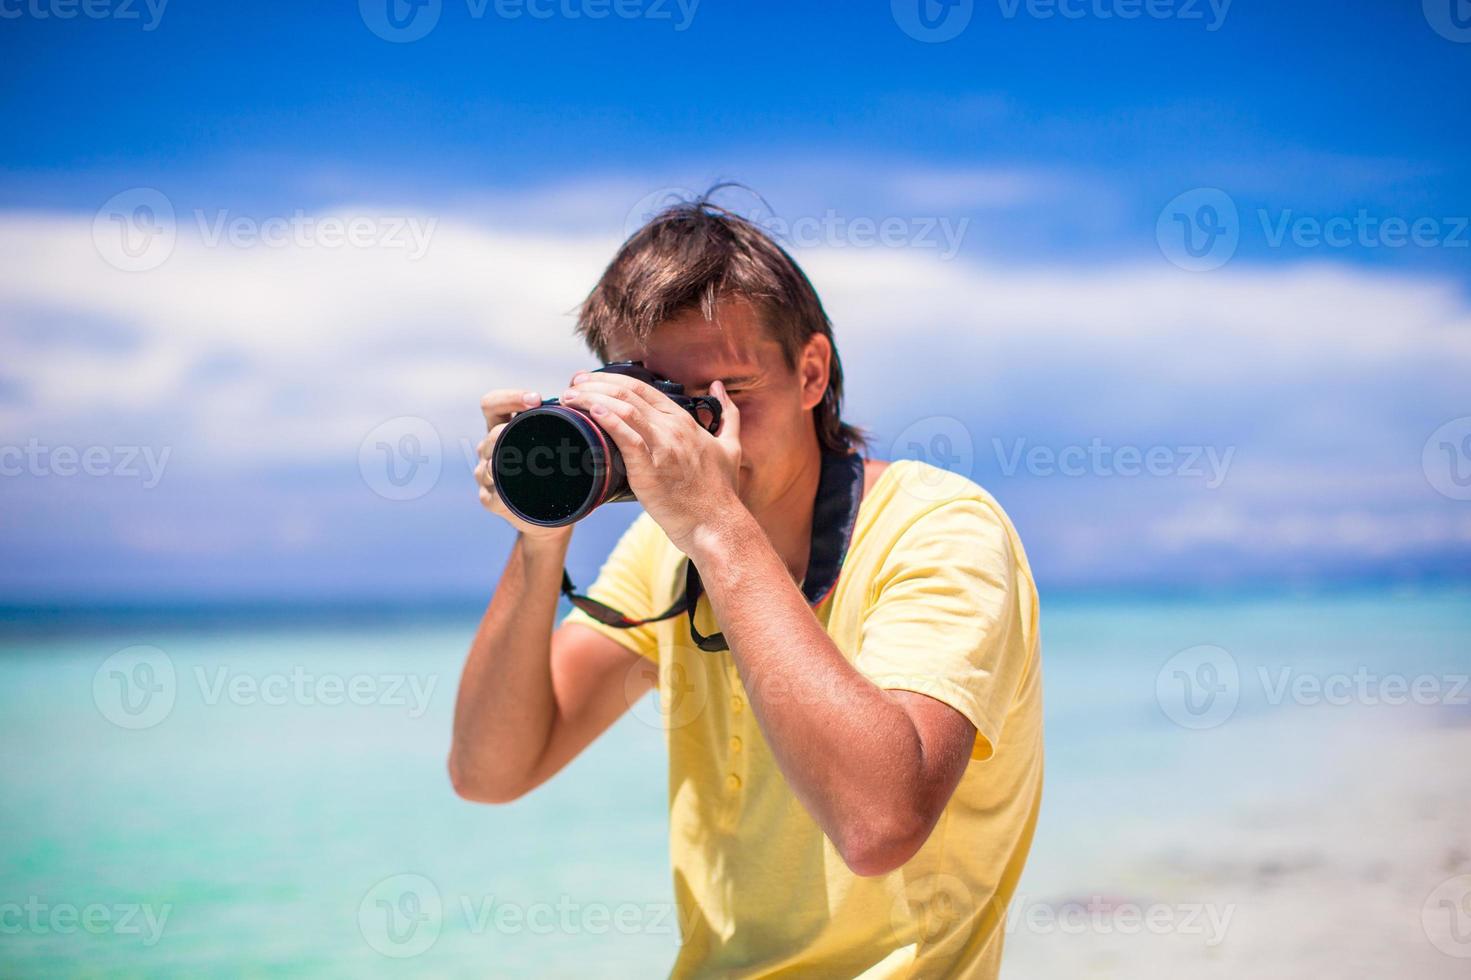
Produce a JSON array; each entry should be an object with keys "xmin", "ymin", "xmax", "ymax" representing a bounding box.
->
[{"xmin": 2, "ymin": 586, "xmax": 1468, "ymax": 977}]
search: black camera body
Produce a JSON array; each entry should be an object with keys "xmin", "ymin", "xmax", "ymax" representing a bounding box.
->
[{"xmin": 490, "ymin": 361, "xmax": 722, "ymax": 527}]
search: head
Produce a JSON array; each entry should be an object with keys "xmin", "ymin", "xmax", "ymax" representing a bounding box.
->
[{"xmin": 577, "ymin": 192, "xmax": 864, "ymax": 512}]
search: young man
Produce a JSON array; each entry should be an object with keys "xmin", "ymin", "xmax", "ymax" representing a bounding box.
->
[{"xmin": 451, "ymin": 198, "xmax": 1043, "ymax": 978}]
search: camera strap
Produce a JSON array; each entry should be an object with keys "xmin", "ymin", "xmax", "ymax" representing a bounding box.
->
[{"xmin": 559, "ymin": 451, "xmax": 868, "ymax": 653}]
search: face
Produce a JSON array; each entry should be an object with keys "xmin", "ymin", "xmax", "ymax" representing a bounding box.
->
[{"xmin": 605, "ymin": 298, "xmax": 831, "ymax": 514}]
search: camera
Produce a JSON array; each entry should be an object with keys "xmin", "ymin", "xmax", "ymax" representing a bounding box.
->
[{"xmin": 490, "ymin": 361, "xmax": 723, "ymax": 527}]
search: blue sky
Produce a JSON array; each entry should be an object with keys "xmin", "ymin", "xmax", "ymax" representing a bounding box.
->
[{"xmin": 2, "ymin": 0, "xmax": 1469, "ymax": 599}]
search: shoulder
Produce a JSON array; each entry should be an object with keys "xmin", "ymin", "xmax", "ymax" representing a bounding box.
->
[{"xmin": 862, "ymin": 460, "xmax": 1035, "ymax": 583}]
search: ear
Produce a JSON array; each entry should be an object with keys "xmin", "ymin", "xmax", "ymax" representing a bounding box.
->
[{"xmin": 797, "ymin": 333, "xmax": 831, "ymax": 412}]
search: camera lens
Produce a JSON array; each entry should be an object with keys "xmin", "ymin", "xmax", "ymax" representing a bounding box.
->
[{"xmin": 491, "ymin": 406, "xmax": 621, "ymax": 526}]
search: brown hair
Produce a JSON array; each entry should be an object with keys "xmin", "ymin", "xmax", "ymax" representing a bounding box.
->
[{"xmin": 576, "ymin": 188, "xmax": 866, "ymax": 455}]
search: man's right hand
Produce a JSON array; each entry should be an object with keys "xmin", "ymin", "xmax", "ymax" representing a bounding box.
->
[{"xmin": 475, "ymin": 388, "xmax": 573, "ymax": 542}]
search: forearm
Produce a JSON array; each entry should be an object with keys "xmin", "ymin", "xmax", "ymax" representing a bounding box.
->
[
  {"xmin": 449, "ymin": 531, "xmax": 570, "ymax": 800},
  {"xmin": 688, "ymin": 510, "xmax": 937, "ymax": 869}
]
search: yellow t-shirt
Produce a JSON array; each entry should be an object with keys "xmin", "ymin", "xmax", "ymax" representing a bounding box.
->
[{"xmin": 564, "ymin": 460, "xmax": 1043, "ymax": 979}]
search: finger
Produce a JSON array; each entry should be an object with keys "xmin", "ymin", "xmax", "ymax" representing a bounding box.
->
[
  {"xmin": 711, "ymin": 380, "xmax": 740, "ymax": 447},
  {"xmin": 567, "ymin": 372, "xmax": 677, "ymax": 415},
  {"xmin": 564, "ymin": 389, "xmax": 670, "ymax": 444},
  {"xmin": 481, "ymin": 389, "xmax": 543, "ymax": 425},
  {"xmin": 479, "ymin": 423, "xmax": 509, "ymax": 461},
  {"xmin": 571, "ymin": 391, "xmax": 654, "ymax": 459}
]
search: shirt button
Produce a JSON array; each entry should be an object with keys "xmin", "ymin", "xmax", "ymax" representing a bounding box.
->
[
  {"xmin": 729, "ymin": 735, "xmax": 742, "ymax": 753},
  {"xmin": 730, "ymin": 695, "xmax": 744, "ymax": 714},
  {"xmin": 725, "ymin": 773, "xmax": 742, "ymax": 792}
]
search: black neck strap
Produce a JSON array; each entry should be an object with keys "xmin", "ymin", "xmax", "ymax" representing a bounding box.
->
[{"xmin": 560, "ymin": 451, "xmax": 868, "ymax": 653}]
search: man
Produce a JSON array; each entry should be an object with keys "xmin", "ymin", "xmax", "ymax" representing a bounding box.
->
[{"xmin": 450, "ymin": 196, "xmax": 1043, "ymax": 978}]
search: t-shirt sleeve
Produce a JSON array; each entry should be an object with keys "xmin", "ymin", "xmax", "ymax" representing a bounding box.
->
[
  {"xmin": 853, "ymin": 498, "xmax": 1032, "ymax": 761},
  {"xmin": 560, "ymin": 512, "xmax": 664, "ymax": 664}
]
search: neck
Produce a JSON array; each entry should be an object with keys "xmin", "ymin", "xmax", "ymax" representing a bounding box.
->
[{"xmin": 748, "ymin": 433, "xmax": 824, "ymax": 585}]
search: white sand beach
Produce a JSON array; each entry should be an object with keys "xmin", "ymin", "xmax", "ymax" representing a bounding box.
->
[{"xmin": 1003, "ymin": 708, "xmax": 1471, "ymax": 978}]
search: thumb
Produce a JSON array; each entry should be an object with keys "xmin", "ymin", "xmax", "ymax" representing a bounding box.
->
[{"xmin": 711, "ymin": 380, "xmax": 740, "ymax": 448}]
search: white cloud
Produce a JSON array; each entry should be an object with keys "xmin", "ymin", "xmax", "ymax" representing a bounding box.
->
[{"xmin": 2, "ymin": 199, "xmax": 1468, "ymax": 578}]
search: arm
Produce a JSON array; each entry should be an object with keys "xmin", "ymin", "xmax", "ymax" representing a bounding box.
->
[
  {"xmin": 448, "ymin": 387, "xmax": 654, "ymax": 804},
  {"xmin": 688, "ymin": 510, "xmax": 976, "ymax": 876},
  {"xmin": 448, "ymin": 534, "xmax": 653, "ymax": 803},
  {"xmin": 559, "ymin": 373, "xmax": 976, "ymax": 876}
]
